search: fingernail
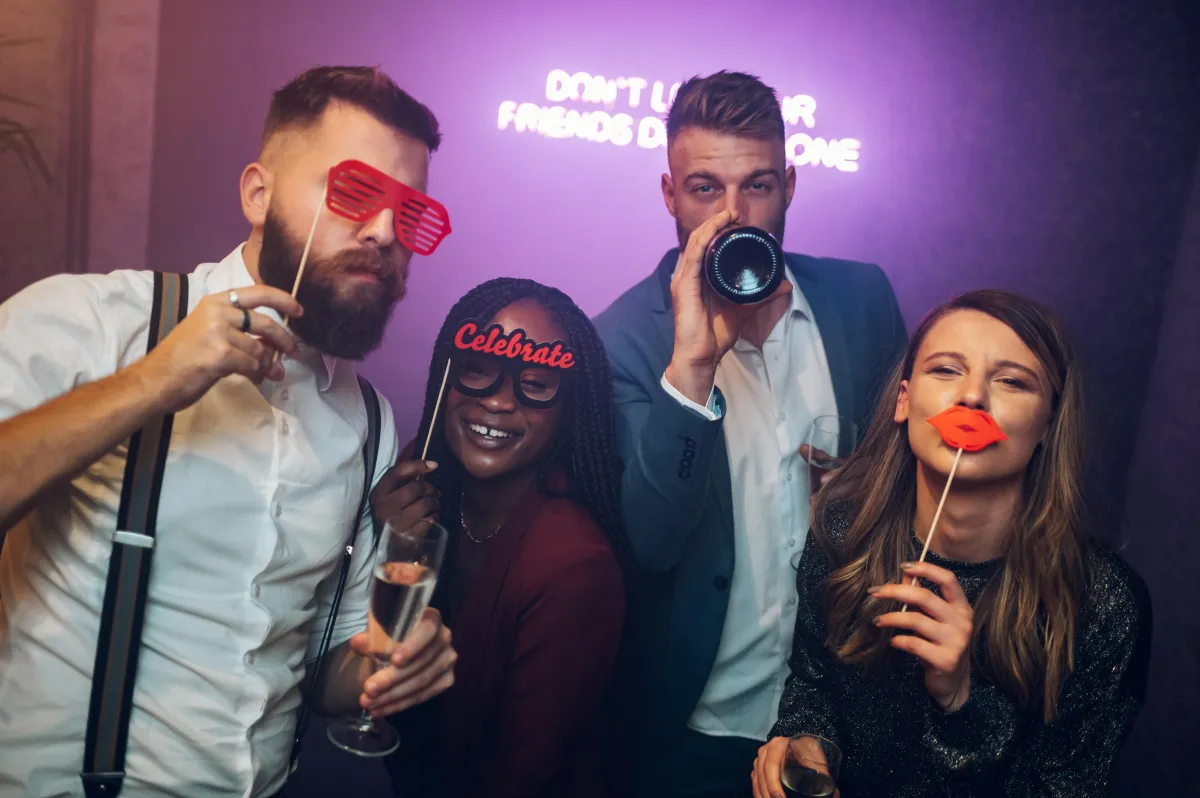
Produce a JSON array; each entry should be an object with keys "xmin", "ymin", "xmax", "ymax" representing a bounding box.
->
[
  {"xmin": 867, "ymin": 586, "xmax": 881, "ymax": 595},
  {"xmin": 872, "ymin": 615, "xmax": 883, "ymax": 625},
  {"xmin": 425, "ymin": 461, "xmax": 438, "ymax": 469},
  {"xmin": 900, "ymin": 562, "xmax": 916, "ymax": 570}
]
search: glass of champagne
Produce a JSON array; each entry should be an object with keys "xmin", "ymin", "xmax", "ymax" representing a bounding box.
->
[
  {"xmin": 781, "ymin": 735, "xmax": 841, "ymax": 798},
  {"xmin": 326, "ymin": 517, "xmax": 447, "ymax": 757}
]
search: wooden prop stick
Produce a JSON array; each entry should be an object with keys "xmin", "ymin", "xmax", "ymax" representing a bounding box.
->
[
  {"xmin": 270, "ymin": 187, "xmax": 325, "ymax": 367},
  {"xmin": 419, "ymin": 358, "xmax": 453, "ymax": 460},
  {"xmin": 900, "ymin": 446, "xmax": 964, "ymax": 613},
  {"xmin": 283, "ymin": 185, "xmax": 327, "ymax": 327}
]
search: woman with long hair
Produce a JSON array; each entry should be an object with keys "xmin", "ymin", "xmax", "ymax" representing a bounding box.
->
[
  {"xmin": 752, "ymin": 289, "xmax": 1151, "ymax": 797},
  {"xmin": 372, "ymin": 277, "xmax": 629, "ymax": 798}
]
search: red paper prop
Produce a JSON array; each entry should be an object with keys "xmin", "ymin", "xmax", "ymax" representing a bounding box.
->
[
  {"xmin": 926, "ymin": 406, "xmax": 1008, "ymax": 452},
  {"xmin": 452, "ymin": 321, "xmax": 576, "ymax": 370},
  {"xmin": 326, "ymin": 159, "xmax": 451, "ymax": 256}
]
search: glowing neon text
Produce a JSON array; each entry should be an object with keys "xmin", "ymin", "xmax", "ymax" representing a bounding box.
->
[{"xmin": 497, "ymin": 69, "xmax": 861, "ymax": 172}]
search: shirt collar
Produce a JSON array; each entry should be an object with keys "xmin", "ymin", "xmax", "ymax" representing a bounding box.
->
[
  {"xmin": 206, "ymin": 244, "xmax": 340, "ymax": 392},
  {"xmin": 729, "ymin": 266, "xmax": 810, "ymax": 353}
]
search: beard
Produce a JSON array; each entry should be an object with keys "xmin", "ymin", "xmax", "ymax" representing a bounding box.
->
[
  {"xmin": 257, "ymin": 210, "xmax": 406, "ymax": 360},
  {"xmin": 675, "ymin": 202, "xmax": 787, "ymax": 252}
]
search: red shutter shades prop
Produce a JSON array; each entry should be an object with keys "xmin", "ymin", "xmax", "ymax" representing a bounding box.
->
[{"xmin": 326, "ymin": 159, "xmax": 452, "ymax": 256}]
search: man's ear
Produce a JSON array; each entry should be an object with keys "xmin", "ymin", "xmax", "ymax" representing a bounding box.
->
[
  {"xmin": 661, "ymin": 172, "xmax": 677, "ymax": 218},
  {"xmin": 240, "ymin": 162, "xmax": 272, "ymax": 227}
]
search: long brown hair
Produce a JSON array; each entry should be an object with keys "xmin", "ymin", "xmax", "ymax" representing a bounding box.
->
[{"xmin": 813, "ymin": 289, "xmax": 1087, "ymax": 722}]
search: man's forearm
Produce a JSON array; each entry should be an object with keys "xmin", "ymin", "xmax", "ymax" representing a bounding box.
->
[
  {"xmin": 621, "ymin": 384, "xmax": 725, "ymax": 572},
  {"xmin": 664, "ymin": 357, "xmax": 718, "ymax": 407},
  {"xmin": 310, "ymin": 639, "xmax": 371, "ymax": 717},
  {"xmin": 0, "ymin": 363, "xmax": 168, "ymax": 531}
]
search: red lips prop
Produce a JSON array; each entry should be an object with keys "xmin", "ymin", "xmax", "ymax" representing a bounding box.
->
[
  {"xmin": 926, "ymin": 406, "xmax": 1008, "ymax": 452},
  {"xmin": 900, "ymin": 407, "xmax": 1008, "ymax": 613}
]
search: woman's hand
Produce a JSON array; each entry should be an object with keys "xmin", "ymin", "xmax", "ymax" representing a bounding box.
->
[
  {"xmin": 370, "ymin": 459, "xmax": 440, "ymax": 529},
  {"xmin": 752, "ymin": 736, "xmax": 789, "ymax": 798},
  {"xmin": 870, "ymin": 561, "xmax": 973, "ymax": 711},
  {"xmin": 753, "ymin": 736, "xmax": 840, "ymax": 798}
]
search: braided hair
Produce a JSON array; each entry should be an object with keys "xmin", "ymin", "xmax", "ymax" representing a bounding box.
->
[{"xmin": 414, "ymin": 277, "xmax": 630, "ymax": 575}]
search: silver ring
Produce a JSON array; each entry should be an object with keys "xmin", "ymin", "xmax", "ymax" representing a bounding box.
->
[
  {"xmin": 239, "ymin": 308, "xmax": 251, "ymax": 333},
  {"xmin": 228, "ymin": 289, "xmax": 242, "ymax": 309}
]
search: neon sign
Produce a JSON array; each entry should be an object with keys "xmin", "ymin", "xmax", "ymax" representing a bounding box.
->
[{"xmin": 497, "ymin": 69, "xmax": 861, "ymax": 172}]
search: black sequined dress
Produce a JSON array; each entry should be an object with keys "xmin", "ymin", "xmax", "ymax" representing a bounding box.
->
[{"xmin": 770, "ymin": 504, "xmax": 1152, "ymax": 797}]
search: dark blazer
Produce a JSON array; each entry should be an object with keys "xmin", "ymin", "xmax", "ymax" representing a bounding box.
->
[
  {"xmin": 385, "ymin": 460, "xmax": 625, "ymax": 798},
  {"xmin": 591, "ymin": 249, "xmax": 907, "ymax": 756}
]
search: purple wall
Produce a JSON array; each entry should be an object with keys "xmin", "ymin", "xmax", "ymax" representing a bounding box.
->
[
  {"xmin": 148, "ymin": 0, "xmax": 1199, "ymax": 545},
  {"xmin": 1119, "ymin": 149, "xmax": 1200, "ymax": 794},
  {"xmin": 146, "ymin": 1, "xmax": 1200, "ymax": 792}
]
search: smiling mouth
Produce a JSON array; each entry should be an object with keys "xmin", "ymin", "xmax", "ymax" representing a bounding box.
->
[
  {"xmin": 468, "ymin": 422, "xmax": 515, "ymax": 439},
  {"xmin": 462, "ymin": 419, "xmax": 522, "ymax": 449}
]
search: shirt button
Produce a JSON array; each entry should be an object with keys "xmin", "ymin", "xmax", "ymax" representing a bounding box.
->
[
  {"xmin": 281, "ymin": 389, "xmax": 290, "ymax": 401},
  {"xmin": 788, "ymin": 538, "xmax": 797, "ymax": 548},
  {"xmin": 788, "ymin": 596, "xmax": 798, "ymax": 606},
  {"xmin": 281, "ymin": 419, "xmax": 289, "ymax": 435},
  {"xmin": 274, "ymin": 503, "xmax": 282, "ymax": 518},
  {"xmin": 779, "ymin": 413, "xmax": 787, "ymax": 423}
]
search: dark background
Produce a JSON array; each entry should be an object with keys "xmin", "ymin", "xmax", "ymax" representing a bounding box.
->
[{"xmin": 6, "ymin": 0, "xmax": 1200, "ymax": 793}]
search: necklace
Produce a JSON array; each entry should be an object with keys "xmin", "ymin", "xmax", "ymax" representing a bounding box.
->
[{"xmin": 460, "ymin": 495, "xmax": 503, "ymax": 544}]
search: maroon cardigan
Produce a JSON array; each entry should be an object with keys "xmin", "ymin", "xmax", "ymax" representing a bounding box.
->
[{"xmin": 387, "ymin": 461, "xmax": 626, "ymax": 798}]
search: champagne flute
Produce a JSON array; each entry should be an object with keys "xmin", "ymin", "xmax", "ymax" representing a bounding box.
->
[
  {"xmin": 326, "ymin": 517, "xmax": 448, "ymax": 757},
  {"xmin": 781, "ymin": 735, "xmax": 841, "ymax": 798}
]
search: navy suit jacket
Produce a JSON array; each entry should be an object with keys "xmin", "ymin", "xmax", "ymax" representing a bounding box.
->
[{"xmin": 593, "ymin": 248, "xmax": 908, "ymax": 754}]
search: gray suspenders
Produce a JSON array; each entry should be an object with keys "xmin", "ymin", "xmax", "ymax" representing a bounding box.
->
[
  {"xmin": 79, "ymin": 271, "xmax": 383, "ymax": 796},
  {"xmin": 81, "ymin": 271, "xmax": 188, "ymax": 798}
]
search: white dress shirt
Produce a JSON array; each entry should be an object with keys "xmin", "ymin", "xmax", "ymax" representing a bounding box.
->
[
  {"xmin": 0, "ymin": 245, "xmax": 398, "ymax": 798},
  {"xmin": 661, "ymin": 269, "xmax": 838, "ymax": 742}
]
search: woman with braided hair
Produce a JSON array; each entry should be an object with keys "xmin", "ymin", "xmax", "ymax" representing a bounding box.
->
[{"xmin": 374, "ymin": 277, "xmax": 629, "ymax": 798}]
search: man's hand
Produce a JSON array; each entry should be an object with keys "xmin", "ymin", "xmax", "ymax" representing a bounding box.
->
[
  {"xmin": 664, "ymin": 210, "xmax": 792, "ymax": 405},
  {"xmin": 132, "ymin": 285, "xmax": 303, "ymax": 413},
  {"xmin": 349, "ymin": 607, "xmax": 456, "ymax": 718}
]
